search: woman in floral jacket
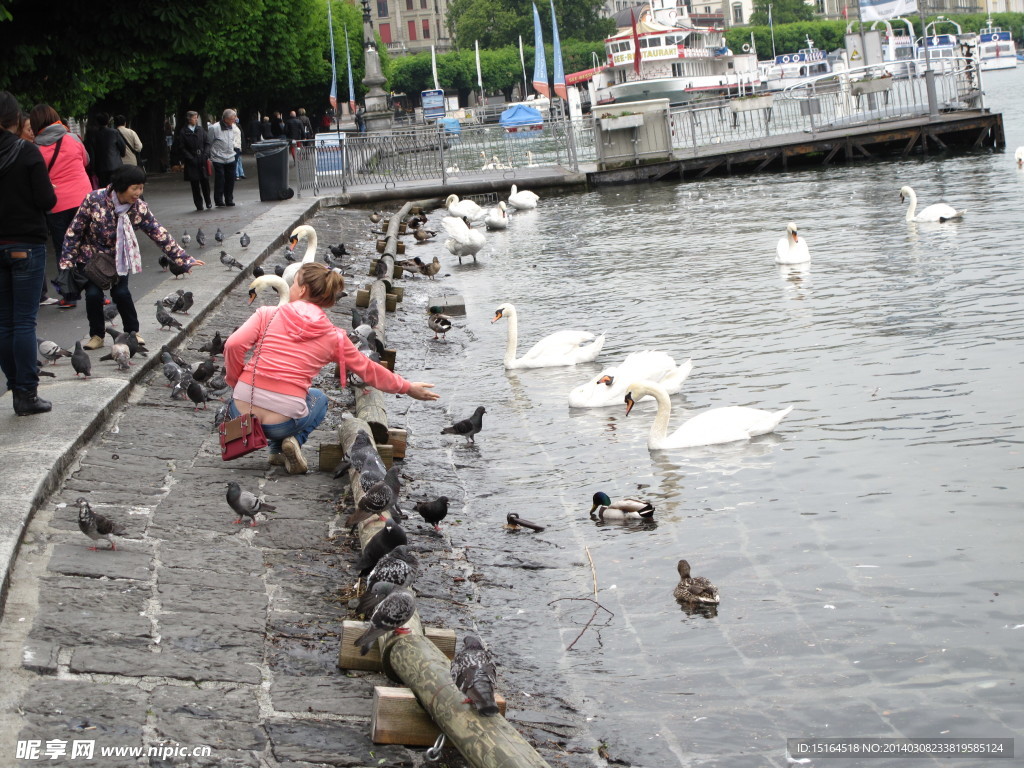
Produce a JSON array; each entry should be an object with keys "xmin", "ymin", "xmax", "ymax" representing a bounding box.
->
[{"xmin": 60, "ymin": 165, "xmax": 204, "ymax": 349}]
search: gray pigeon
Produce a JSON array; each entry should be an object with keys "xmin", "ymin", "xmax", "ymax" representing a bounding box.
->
[
  {"xmin": 178, "ymin": 291, "xmax": 194, "ymax": 314},
  {"xmin": 37, "ymin": 338, "xmax": 72, "ymax": 364},
  {"xmin": 215, "ymin": 227, "xmax": 224, "ymax": 244},
  {"xmin": 170, "ymin": 372, "xmax": 193, "ymax": 400},
  {"xmin": 226, "ymin": 481, "xmax": 277, "ymax": 526},
  {"xmin": 356, "ymin": 521, "xmax": 408, "ymax": 576},
  {"xmin": 353, "ymin": 587, "xmax": 416, "ymax": 655},
  {"xmin": 365, "ymin": 544, "xmax": 419, "ymax": 589},
  {"xmin": 77, "ymin": 497, "xmax": 125, "ymax": 551},
  {"xmin": 155, "ymin": 302, "xmax": 183, "ymax": 330},
  {"xmin": 182, "ymin": 230, "xmax": 191, "ymax": 247},
  {"xmin": 451, "ymin": 634, "xmax": 500, "ymax": 716},
  {"xmin": 111, "ymin": 343, "xmax": 131, "ymax": 370},
  {"xmin": 219, "ymin": 250, "xmax": 244, "ymax": 270},
  {"xmin": 161, "ymin": 360, "xmax": 184, "ymax": 387},
  {"xmin": 239, "ymin": 232, "xmax": 250, "ymax": 248},
  {"xmin": 192, "ymin": 358, "xmax": 216, "ymax": 382},
  {"xmin": 441, "ymin": 406, "xmax": 486, "ymax": 443},
  {"xmin": 196, "ymin": 228, "xmax": 206, "ymax": 248},
  {"xmin": 161, "ymin": 288, "xmax": 184, "ymax": 308},
  {"xmin": 348, "ymin": 465, "xmax": 402, "ymax": 528},
  {"xmin": 355, "ymin": 580, "xmax": 396, "ymax": 619},
  {"xmin": 103, "ymin": 303, "xmax": 119, "ymax": 323},
  {"xmin": 71, "ymin": 341, "xmax": 92, "ymax": 378},
  {"xmin": 198, "ymin": 331, "xmax": 224, "ymax": 358},
  {"xmin": 186, "ymin": 378, "xmax": 211, "ymax": 410}
]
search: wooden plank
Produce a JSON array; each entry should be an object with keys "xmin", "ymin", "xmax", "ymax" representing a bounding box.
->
[
  {"xmin": 318, "ymin": 443, "xmax": 345, "ymax": 473},
  {"xmin": 695, "ymin": 157, "xmax": 723, "ymax": 179},
  {"xmin": 386, "ymin": 285, "xmax": 404, "ymax": 302},
  {"xmin": 754, "ymin": 154, "xmax": 775, "ymax": 172},
  {"xmin": 381, "ymin": 348, "xmax": 396, "ymax": 371},
  {"xmin": 355, "ymin": 289, "xmax": 369, "ymax": 308},
  {"xmin": 971, "ymin": 126, "xmax": 990, "ymax": 148},
  {"xmin": 822, "ymin": 144, "xmax": 842, "ymax": 166},
  {"xmin": 372, "ymin": 686, "xmax": 507, "ymax": 746},
  {"xmin": 388, "ymin": 428, "xmax": 408, "ymax": 460},
  {"xmin": 339, "ymin": 622, "xmax": 457, "ymax": 671},
  {"xmin": 385, "ymin": 294, "xmax": 397, "ymax": 313},
  {"xmin": 928, "ymin": 130, "xmax": 947, "ymax": 150},
  {"xmin": 901, "ymin": 130, "xmax": 920, "ymax": 159}
]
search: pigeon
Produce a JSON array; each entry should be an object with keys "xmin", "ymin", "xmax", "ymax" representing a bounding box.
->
[
  {"xmin": 328, "ymin": 243, "xmax": 348, "ymax": 257},
  {"xmin": 168, "ymin": 259, "xmax": 193, "ymax": 278},
  {"xmin": 158, "ymin": 254, "xmax": 170, "ymax": 271},
  {"xmin": 155, "ymin": 301, "xmax": 183, "ymax": 330},
  {"xmin": 348, "ymin": 465, "xmax": 402, "ymax": 528},
  {"xmin": 413, "ymin": 496, "xmax": 449, "ymax": 532},
  {"xmin": 110, "ymin": 343, "xmax": 131, "ymax": 370},
  {"xmin": 219, "ymin": 251, "xmax": 243, "ymax": 270},
  {"xmin": 283, "ymin": 245, "xmax": 297, "ymax": 263},
  {"xmin": 372, "ymin": 259, "xmax": 388, "ymax": 280},
  {"xmin": 161, "ymin": 288, "xmax": 185, "ymax": 309},
  {"xmin": 34, "ymin": 360, "xmax": 56, "ymax": 378},
  {"xmin": 186, "ymin": 378, "xmax": 215, "ymax": 411},
  {"xmin": 273, "ymin": 264, "xmax": 286, "ymax": 277},
  {"xmin": 198, "ymin": 331, "xmax": 224, "ymax": 358},
  {"xmin": 196, "ymin": 228, "xmax": 206, "ymax": 247},
  {"xmin": 160, "ymin": 345, "xmax": 189, "ymax": 369},
  {"xmin": 355, "ymin": 520, "xmax": 409, "ymax": 576},
  {"xmin": 355, "ymin": 581, "xmax": 396, "ymax": 619},
  {"xmin": 214, "ymin": 227, "xmax": 224, "ymax": 245},
  {"xmin": 240, "ymin": 232, "xmax": 251, "ymax": 248},
  {"xmin": 103, "ymin": 329, "xmax": 146, "ymax": 358},
  {"xmin": 182, "ymin": 231, "xmax": 191, "ymax": 247},
  {"xmin": 170, "ymin": 371, "xmax": 193, "ymax": 400},
  {"xmin": 178, "ymin": 291, "xmax": 194, "ymax": 314},
  {"xmin": 226, "ymin": 481, "xmax": 277, "ymax": 527},
  {"xmin": 77, "ymin": 497, "xmax": 125, "ymax": 551},
  {"xmin": 192, "ymin": 358, "xmax": 217, "ymax": 383},
  {"xmin": 70, "ymin": 341, "xmax": 92, "ymax": 378},
  {"xmin": 161, "ymin": 360, "xmax": 184, "ymax": 387},
  {"xmin": 103, "ymin": 303, "xmax": 119, "ymax": 323},
  {"xmin": 213, "ymin": 403, "xmax": 230, "ymax": 428},
  {"xmin": 251, "ymin": 265, "xmax": 265, "ymax": 278},
  {"xmin": 441, "ymin": 406, "xmax": 486, "ymax": 443},
  {"xmin": 365, "ymin": 544, "xmax": 419, "ymax": 589},
  {"xmin": 37, "ymin": 338, "xmax": 72, "ymax": 364},
  {"xmin": 451, "ymin": 634, "xmax": 500, "ymax": 716},
  {"xmin": 427, "ymin": 310, "xmax": 452, "ymax": 340},
  {"xmin": 353, "ymin": 587, "xmax": 416, "ymax": 655}
]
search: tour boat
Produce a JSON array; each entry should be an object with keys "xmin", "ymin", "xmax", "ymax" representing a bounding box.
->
[
  {"xmin": 759, "ymin": 37, "xmax": 847, "ymax": 92},
  {"xmin": 592, "ymin": 0, "xmax": 760, "ymax": 106},
  {"xmin": 870, "ymin": 18, "xmax": 918, "ymax": 78},
  {"xmin": 977, "ymin": 20, "xmax": 1017, "ymax": 71}
]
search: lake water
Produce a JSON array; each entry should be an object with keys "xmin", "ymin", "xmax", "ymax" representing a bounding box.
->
[{"xmin": 388, "ymin": 68, "xmax": 1024, "ymax": 767}]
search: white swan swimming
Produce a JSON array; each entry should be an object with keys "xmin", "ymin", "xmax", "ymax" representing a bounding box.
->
[
  {"xmin": 568, "ymin": 350, "xmax": 692, "ymax": 408},
  {"xmin": 492, "ymin": 302, "xmax": 604, "ymax": 369},
  {"xmin": 507, "ymin": 184, "xmax": 539, "ymax": 210},
  {"xmin": 445, "ymin": 194, "xmax": 482, "ymax": 220},
  {"xmin": 623, "ymin": 380, "xmax": 793, "ymax": 450},
  {"xmin": 1015, "ymin": 147, "xmax": 1023, "ymax": 167},
  {"xmin": 899, "ymin": 185, "xmax": 965, "ymax": 223},
  {"xmin": 247, "ymin": 275, "xmax": 291, "ymax": 306},
  {"xmin": 483, "ymin": 201, "xmax": 508, "ymax": 230},
  {"xmin": 283, "ymin": 224, "xmax": 317, "ymax": 285},
  {"xmin": 441, "ymin": 216, "xmax": 486, "ymax": 263},
  {"xmin": 775, "ymin": 222, "xmax": 810, "ymax": 265}
]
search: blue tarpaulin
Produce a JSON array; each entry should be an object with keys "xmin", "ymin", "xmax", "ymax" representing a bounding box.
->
[
  {"xmin": 499, "ymin": 104, "xmax": 544, "ymax": 128},
  {"xmin": 438, "ymin": 117, "xmax": 461, "ymax": 134}
]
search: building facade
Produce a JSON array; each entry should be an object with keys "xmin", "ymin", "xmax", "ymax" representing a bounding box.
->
[{"xmin": 374, "ymin": 0, "xmax": 453, "ymax": 55}]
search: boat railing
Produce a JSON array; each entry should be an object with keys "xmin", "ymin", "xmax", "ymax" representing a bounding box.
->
[{"xmin": 667, "ymin": 56, "xmax": 981, "ymax": 156}]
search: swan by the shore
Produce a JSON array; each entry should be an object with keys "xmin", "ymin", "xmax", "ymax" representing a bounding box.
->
[
  {"xmin": 441, "ymin": 216, "xmax": 486, "ymax": 263},
  {"xmin": 899, "ymin": 185, "xmax": 965, "ymax": 223},
  {"xmin": 283, "ymin": 225, "xmax": 317, "ymax": 284},
  {"xmin": 568, "ymin": 350, "xmax": 692, "ymax": 408},
  {"xmin": 483, "ymin": 201, "xmax": 509, "ymax": 230},
  {"xmin": 775, "ymin": 222, "xmax": 810, "ymax": 265},
  {"xmin": 1015, "ymin": 146, "xmax": 1023, "ymax": 167},
  {"xmin": 507, "ymin": 184, "xmax": 539, "ymax": 210},
  {"xmin": 248, "ymin": 275, "xmax": 291, "ymax": 306},
  {"xmin": 445, "ymin": 194, "xmax": 482, "ymax": 220},
  {"xmin": 492, "ymin": 302, "xmax": 604, "ymax": 369},
  {"xmin": 623, "ymin": 380, "xmax": 792, "ymax": 449}
]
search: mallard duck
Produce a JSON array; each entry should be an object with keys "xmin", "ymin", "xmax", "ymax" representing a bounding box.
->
[
  {"xmin": 899, "ymin": 185, "xmax": 965, "ymax": 223},
  {"xmin": 442, "ymin": 216, "xmax": 485, "ymax": 263},
  {"xmin": 775, "ymin": 223, "xmax": 810, "ymax": 265},
  {"xmin": 507, "ymin": 184, "xmax": 539, "ymax": 210},
  {"xmin": 369, "ymin": 211, "xmax": 383, "ymax": 223},
  {"xmin": 491, "ymin": 302, "xmax": 604, "ymax": 369},
  {"xmin": 589, "ymin": 491, "xmax": 654, "ymax": 520},
  {"xmin": 427, "ymin": 309, "xmax": 452, "ymax": 340},
  {"xmin": 445, "ymin": 194, "xmax": 482, "ymax": 220},
  {"xmin": 673, "ymin": 559, "xmax": 719, "ymax": 606},
  {"xmin": 417, "ymin": 255, "xmax": 441, "ymax": 279},
  {"xmin": 414, "ymin": 227, "xmax": 437, "ymax": 241},
  {"xmin": 283, "ymin": 224, "xmax": 317, "ymax": 285}
]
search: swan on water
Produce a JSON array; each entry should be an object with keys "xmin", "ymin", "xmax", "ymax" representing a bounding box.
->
[
  {"xmin": 899, "ymin": 185, "xmax": 965, "ymax": 223},
  {"xmin": 507, "ymin": 184, "xmax": 539, "ymax": 210},
  {"xmin": 483, "ymin": 201, "xmax": 509, "ymax": 230},
  {"xmin": 623, "ymin": 380, "xmax": 792, "ymax": 450},
  {"xmin": 441, "ymin": 216, "xmax": 486, "ymax": 263},
  {"xmin": 568, "ymin": 350, "xmax": 692, "ymax": 408},
  {"xmin": 775, "ymin": 222, "xmax": 810, "ymax": 265},
  {"xmin": 491, "ymin": 302, "xmax": 604, "ymax": 369},
  {"xmin": 1015, "ymin": 147, "xmax": 1023, "ymax": 167},
  {"xmin": 283, "ymin": 225, "xmax": 317, "ymax": 285},
  {"xmin": 446, "ymin": 194, "xmax": 482, "ymax": 220},
  {"xmin": 248, "ymin": 275, "xmax": 291, "ymax": 306}
]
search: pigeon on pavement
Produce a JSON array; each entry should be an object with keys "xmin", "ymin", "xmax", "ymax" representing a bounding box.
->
[
  {"xmin": 220, "ymin": 251, "xmax": 244, "ymax": 270},
  {"xmin": 251, "ymin": 265, "xmax": 265, "ymax": 278},
  {"xmin": 182, "ymin": 231, "xmax": 191, "ymax": 247},
  {"xmin": 37, "ymin": 338, "xmax": 72, "ymax": 364},
  {"xmin": 196, "ymin": 228, "xmax": 207, "ymax": 247},
  {"xmin": 77, "ymin": 498, "xmax": 125, "ymax": 551},
  {"xmin": 354, "ymin": 587, "xmax": 416, "ymax": 655},
  {"xmin": 239, "ymin": 232, "xmax": 250, "ymax": 248},
  {"xmin": 168, "ymin": 259, "xmax": 193, "ymax": 278},
  {"xmin": 155, "ymin": 302, "xmax": 183, "ymax": 330},
  {"xmin": 226, "ymin": 481, "xmax": 277, "ymax": 526},
  {"xmin": 441, "ymin": 406, "xmax": 486, "ymax": 443},
  {"xmin": 103, "ymin": 303, "xmax": 119, "ymax": 323},
  {"xmin": 356, "ymin": 521, "xmax": 409, "ymax": 576},
  {"xmin": 71, "ymin": 341, "xmax": 92, "ymax": 378},
  {"xmin": 161, "ymin": 289, "xmax": 185, "ymax": 309},
  {"xmin": 192, "ymin": 358, "xmax": 217, "ymax": 382},
  {"xmin": 413, "ymin": 496, "xmax": 449, "ymax": 531},
  {"xmin": 159, "ymin": 254, "xmax": 170, "ymax": 271},
  {"xmin": 198, "ymin": 331, "xmax": 224, "ymax": 357},
  {"xmin": 178, "ymin": 291, "xmax": 194, "ymax": 314},
  {"xmin": 111, "ymin": 343, "xmax": 131, "ymax": 370},
  {"xmin": 451, "ymin": 634, "xmax": 500, "ymax": 716},
  {"xmin": 215, "ymin": 227, "xmax": 224, "ymax": 244},
  {"xmin": 186, "ymin": 378, "xmax": 211, "ymax": 410}
]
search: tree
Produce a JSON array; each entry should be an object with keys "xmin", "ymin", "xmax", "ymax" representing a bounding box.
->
[
  {"xmin": 446, "ymin": 0, "xmax": 614, "ymax": 51},
  {"xmin": 750, "ymin": 0, "xmax": 814, "ymax": 26}
]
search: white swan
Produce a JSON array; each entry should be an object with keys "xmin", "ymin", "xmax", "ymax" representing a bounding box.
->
[
  {"xmin": 899, "ymin": 185, "xmax": 965, "ymax": 223},
  {"xmin": 441, "ymin": 216, "xmax": 486, "ymax": 263},
  {"xmin": 492, "ymin": 302, "xmax": 604, "ymax": 369},
  {"xmin": 445, "ymin": 194, "xmax": 482, "ymax": 220},
  {"xmin": 775, "ymin": 222, "xmax": 810, "ymax": 265},
  {"xmin": 283, "ymin": 224, "xmax": 317, "ymax": 285},
  {"xmin": 1015, "ymin": 147, "xmax": 1023, "ymax": 167},
  {"xmin": 507, "ymin": 184, "xmax": 539, "ymax": 210},
  {"xmin": 568, "ymin": 351, "xmax": 692, "ymax": 408},
  {"xmin": 623, "ymin": 380, "xmax": 792, "ymax": 450},
  {"xmin": 247, "ymin": 275, "xmax": 291, "ymax": 306},
  {"xmin": 483, "ymin": 201, "xmax": 508, "ymax": 230}
]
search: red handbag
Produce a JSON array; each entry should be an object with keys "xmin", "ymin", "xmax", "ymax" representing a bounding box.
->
[{"xmin": 218, "ymin": 310, "xmax": 278, "ymax": 461}]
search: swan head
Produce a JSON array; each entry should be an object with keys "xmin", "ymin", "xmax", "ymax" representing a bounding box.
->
[
  {"xmin": 899, "ymin": 185, "xmax": 914, "ymax": 203},
  {"xmin": 247, "ymin": 275, "xmax": 285, "ymax": 305},
  {"xmin": 445, "ymin": 194, "xmax": 459, "ymax": 208},
  {"xmin": 590, "ymin": 491, "xmax": 612, "ymax": 513},
  {"xmin": 597, "ymin": 374, "xmax": 614, "ymax": 386},
  {"xmin": 624, "ymin": 390, "xmax": 638, "ymax": 416},
  {"xmin": 786, "ymin": 222, "xmax": 799, "ymax": 242},
  {"xmin": 498, "ymin": 201, "xmax": 507, "ymax": 213},
  {"xmin": 491, "ymin": 303, "xmax": 513, "ymax": 324}
]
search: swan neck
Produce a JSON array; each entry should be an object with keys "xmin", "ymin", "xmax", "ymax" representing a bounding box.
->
[
  {"xmin": 634, "ymin": 383, "xmax": 671, "ymax": 444},
  {"xmin": 905, "ymin": 189, "xmax": 917, "ymax": 221},
  {"xmin": 303, "ymin": 231, "xmax": 317, "ymax": 263},
  {"xmin": 503, "ymin": 307, "xmax": 518, "ymax": 365}
]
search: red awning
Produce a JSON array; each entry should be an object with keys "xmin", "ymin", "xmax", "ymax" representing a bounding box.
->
[{"xmin": 565, "ymin": 66, "xmax": 607, "ymax": 86}]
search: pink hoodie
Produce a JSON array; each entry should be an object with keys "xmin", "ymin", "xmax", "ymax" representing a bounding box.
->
[{"xmin": 225, "ymin": 302, "xmax": 411, "ymax": 399}]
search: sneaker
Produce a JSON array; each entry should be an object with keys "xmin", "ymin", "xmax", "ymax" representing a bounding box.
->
[
  {"xmin": 133, "ymin": 334, "xmax": 145, "ymax": 345},
  {"xmin": 281, "ymin": 436, "xmax": 307, "ymax": 475},
  {"xmin": 268, "ymin": 453, "xmax": 286, "ymax": 467},
  {"xmin": 40, "ymin": 297, "xmax": 59, "ymax": 305},
  {"xmin": 58, "ymin": 299, "xmax": 77, "ymax": 309},
  {"xmin": 83, "ymin": 335, "xmax": 105, "ymax": 350}
]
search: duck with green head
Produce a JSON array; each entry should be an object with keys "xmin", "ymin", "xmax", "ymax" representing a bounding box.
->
[{"xmin": 589, "ymin": 492, "xmax": 655, "ymax": 520}]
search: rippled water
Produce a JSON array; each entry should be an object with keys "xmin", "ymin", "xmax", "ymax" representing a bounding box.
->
[{"xmin": 397, "ymin": 70, "xmax": 1024, "ymax": 767}]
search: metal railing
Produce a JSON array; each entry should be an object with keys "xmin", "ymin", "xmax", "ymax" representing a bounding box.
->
[
  {"xmin": 668, "ymin": 56, "xmax": 983, "ymax": 156},
  {"xmin": 294, "ymin": 117, "xmax": 595, "ymax": 193}
]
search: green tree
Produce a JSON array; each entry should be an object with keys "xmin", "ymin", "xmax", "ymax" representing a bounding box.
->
[
  {"xmin": 446, "ymin": 0, "xmax": 613, "ymax": 51},
  {"xmin": 750, "ymin": 0, "xmax": 814, "ymax": 26}
]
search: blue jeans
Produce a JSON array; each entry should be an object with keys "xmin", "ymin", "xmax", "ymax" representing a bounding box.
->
[
  {"xmin": 0, "ymin": 243, "xmax": 46, "ymax": 392},
  {"xmin": 85, "ymin": 272, "xmax": 138, "ymax": 338},
  {"xmin": 234, "ymin": 148, "xmax": 244, "ymax": 178},
  {"xmin": 228, "ymin": 387, "xmax": 328, "ymax": 453}
]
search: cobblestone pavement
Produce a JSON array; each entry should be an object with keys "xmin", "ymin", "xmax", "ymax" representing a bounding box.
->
[{"xmin": 0, "ymin": 208, "xmax": 597, "ymax": 768}]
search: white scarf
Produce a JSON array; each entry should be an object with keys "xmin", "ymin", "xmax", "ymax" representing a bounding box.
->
[{"xmin": 112, "ymin": 191, "xmax": 142, "ymax": 276}]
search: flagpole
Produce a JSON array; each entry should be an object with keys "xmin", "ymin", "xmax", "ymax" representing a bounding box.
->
[
  {"xmin": 475, "ymin": 40, "xmax": 484, "ymax": 109},
  {"xmin": 328, "ymin": 1, "xmax": 338, "ymax": 121},
  {"xmin": 769, "ymin": 3, "xmax": 777, "ymax": 59},
  {"xmin": 519, "ymin": 35, "xmax": 529, "ymax": 100},
  {"xmin": 344, "ymin": 24, "xmax": 356, "ymax": 120}
]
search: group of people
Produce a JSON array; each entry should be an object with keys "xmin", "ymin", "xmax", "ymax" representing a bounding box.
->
[{"xmin": 171, "ymin": 109, "xmax": 244, "ymax": 212}]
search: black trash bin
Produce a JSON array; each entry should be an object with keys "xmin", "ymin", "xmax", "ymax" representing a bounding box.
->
[{"xmin": 251, "ymin": 139, "xmax": 294, "ymax": 202}]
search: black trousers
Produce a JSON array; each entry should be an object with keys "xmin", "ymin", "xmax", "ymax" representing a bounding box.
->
[{"xmin": 189, "ymin": 177, "xmax": 212, "ymax": 211}]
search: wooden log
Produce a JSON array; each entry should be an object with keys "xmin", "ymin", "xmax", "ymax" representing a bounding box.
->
[
  {"xmin": 371, "ymin": 686, "xmax": 507, "ymax": 746},
  {"xmin": 388, "ymin": 428, "xmax": 408, "ymax": 460},
  {"xmin": 339, "ymin": 621, "xmax": 456, "ymax": 671}
]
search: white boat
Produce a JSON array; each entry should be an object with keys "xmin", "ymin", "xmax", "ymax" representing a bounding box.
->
[
  {"xmin": 592, "ymin": 0, "xmax": 760, "ymax": 106},
  {"xmin": 759, "ymin": 37, "xmax": 847, "ymax": 92},
  {"xmin": 977, "ymin": 20, "xmax": 1017, "ymax": 71},
  {"xmin": 916, "ymin": 19, "xmax": 962, "ymax": 74},
  {"xmin": 870, "ymin": 17, "xmax": 918, "ymax": 78}
]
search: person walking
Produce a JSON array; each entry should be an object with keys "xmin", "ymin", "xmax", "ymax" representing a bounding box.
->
[
  {"xmin": 207, "ymin": 109, "xmax": 241, "ymax": 207},
  {"xmin": 176, "ymin": 111, "xmax": 211, "ymax": 211},
  {"xmin": 30, "ymin": 103, "xmax": 93, "ymax": 310},
  {"xmin": 114, "ymin": 115, "xmax": 143, "ymax": 167},
  {"xmin": 297, "ymin": 108, "xmax": 314, "ymax": 142},
  {"xmin": 271, "ymin": 112, "xmax": 286, "ymax": 138},
  {"xmin": 232, "ymin": 110, "xmax": 245, "ymax": 179},
  {"xmin": 260, "ymin": 116, "xmax": 274, "ymax": 140},
  {"xmin": 0, "ymin": 92, "xmax": 58, "ymax": 415},
  {"xmin": 60, "ymin": 165, "xmax": 205, "ymax": 350},
  {"xmin": 85, "ymin": 113, "xmax": 125, "ymax": 187}
]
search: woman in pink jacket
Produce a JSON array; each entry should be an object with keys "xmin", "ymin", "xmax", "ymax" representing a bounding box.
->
[{"xmin": 225, "ymin": 263, "xmax": 439, "ymax": 474}]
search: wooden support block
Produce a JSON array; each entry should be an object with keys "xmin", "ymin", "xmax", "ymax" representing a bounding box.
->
[
  {"xmin": 398, "ymin": 222, "xmax": 408, "ymax": 235},
  {"xmin": 372, "ymin": 686, "xmax": 507, "ymax": 746},
  {"xmin": 387, "ymin": 428, "xmax": 408, "ymax": 460},
  {"xmin": 376, "ymin": 239, "xmax": 386, "ymax": 253},
  {"xmin": 381, "ymin": 349, "xmax": 396, "ymax": 371},
  {"xmin": 355, "ymin": 288, "xmax": 369, "ymax": 308},
  {"xmin": 410, "ymin": 205, "xmax": 424, "ymax": 215},
  {"xmin": 339, "ymin": 622, "xmax": 456, "ymax": 671},
  {"xmin": 385, "ymin": 294, "xmax": 397, "ymax": 313},
  {"xmin": 392, "ymin": 264, "xmax": 405, "ymax": 279},
  {"xmin": 318, "ymin": 443, "xmax": 345, "ymax": 473},
  {"xmin": 386, "ymin": 286, "xmax": 404, "ymax": 302},
  {"xmin": 428, "ymin": 294, "xmax": 466, "ymax": 316},
  {"xmin": 376, "ymin": 442, "xmax": 394, "ymax": 468},
  {"xmin": 396, "ymin": 241, "xmax": 406, "ymax": 255}
]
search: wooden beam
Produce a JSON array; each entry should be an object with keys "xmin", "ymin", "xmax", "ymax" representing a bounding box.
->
[
  {"xmin": 372, "ymin": 686, "xmax": 507, "ymax": 746},
  {"xmin": 927, "ymin": 130, "xmax": 947, "ymax": 150},
  {"xmin": 822, "ymin": 144, "xmax": 842, "ymax": 166},
  {"xmin": 901, "ymin": 131, "xmax": 921, "ymax": 159},
  {"xmin": 696, "ymin": 157, "xmax": 723, "ymax": 178},
  {"xmin": 971, "ymin": 126, "xmax": 990, "ymax": 148},
  {"xmin": 387, "ymin": 428, "xmax": 408, "ymax": 460},
  {"xmin": 339, "ymin": 622, "xmax": 456, "ymax": 671}
]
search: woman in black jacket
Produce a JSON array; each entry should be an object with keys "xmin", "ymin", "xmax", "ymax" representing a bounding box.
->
[
  {"xmin": 175, "ymin": 111, "xmax": 212, "ymax": 211},
  {"xmin": 0, "ymin": 91, "xmax": 58, "ymax": 415}
]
